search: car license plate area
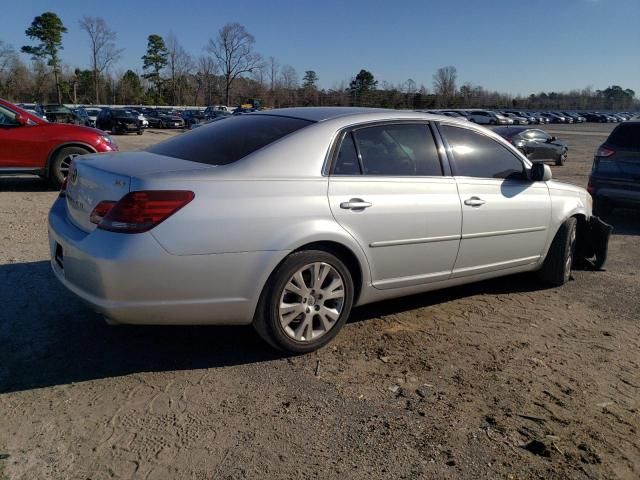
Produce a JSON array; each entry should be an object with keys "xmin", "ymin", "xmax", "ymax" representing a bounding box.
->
[{"xmin": 55, "ymin": 242, "xmax": 64, "ymax": 270}]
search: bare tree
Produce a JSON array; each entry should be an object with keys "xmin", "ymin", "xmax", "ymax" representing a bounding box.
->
[
  {"xmin": 165, "ymin": 32, "xmax": 194, "ymax": 104},
  {"xmin": 433, "ymin": 66, "xmax": 457, "ymax": 105},
  {"xmin": 0, "ymin": 40, "xmax": 16, "ymax": 75},
  {"xmin": 197, "ymin": 54, "xmax": 218, "ymax": 105},
  {"xmin": 267, "ymin": 56, "xmax": 279, "ymax": 93},
  {"xmin": 206, "ymin": 23, "xmax": 262, "ymax": 105},
  {"xmin": 79, "ymin": 16, "xmax": 123, "ymax": 104}
]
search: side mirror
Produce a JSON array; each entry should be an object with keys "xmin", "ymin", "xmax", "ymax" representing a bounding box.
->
[
  {"xmin": 549, "ymin": 136, "xmax": 557, "ymax": 142},
  {"xmin": 531, "ymin": 163, "xmax": 552, "ymax": 182},
  {"xmin": 15, "ymin": 113, "xmax": 28, "ymax": 126}
]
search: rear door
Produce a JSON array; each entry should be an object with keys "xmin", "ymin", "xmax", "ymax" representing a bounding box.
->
[
  {"xmin": 438, "ymin": 123, "xmax": 551, "ymax": 277},
  {"xmin": 328, "ymin": 122, "xmax": 462, "ymax": 289}
]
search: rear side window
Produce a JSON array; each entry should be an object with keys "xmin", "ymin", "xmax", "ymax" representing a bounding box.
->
[
  {"xmin": 147, "ymin": 115, "xmax": 313, "ymax": 165},
  {"xmin": 607, "ymin": 124, "xmax": 640, "ymax": 150},
  {"xmin": 334, "ymin": 133, "xmax": 361, "ymax": 174},
  {"xmin": 441, "ymin": 125, "xmax": 525, "ymax": 180},
  {"xmin": 352, "ymin": 124, "xmax": 442, "ymax": 176}
]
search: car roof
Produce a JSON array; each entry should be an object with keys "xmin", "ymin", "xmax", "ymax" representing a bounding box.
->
[
  {"xmin": 252, "ymin": 107, "xmax": 394, "ymax": 122},
  {"xmin": 493, "ymin": 126, "xmax": 529, "ymax": 135}
]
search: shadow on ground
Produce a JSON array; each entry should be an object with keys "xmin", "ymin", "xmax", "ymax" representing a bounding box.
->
[
  {"xmin": 0, "ymin": 176, "xmax": 57, "ymax": 192},
  {"xmin": 0, "ymin": 259, "xmax": 554, "ymax": 394},
  {"xmin": 605, "ymin": 208, "xmax": 640, "ymax": 236}
]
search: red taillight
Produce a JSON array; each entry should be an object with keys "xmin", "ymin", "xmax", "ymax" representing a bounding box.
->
[
  {"xmin": 505, "ymin": 137, "xmax": 514, "ymax": 144},
  {"xmin": 595, "ymin": 145, "xmax": 615, "ymax": 157},
  {"xmin": 59, "ymin": 177, "xmax": 68, "ymax": 197},
  {"xmin": 587, "ymin": 177, "xmax": 595, "ymax": 194},
  {"xmin": 90, "ymin": 200, "xmax": 117, "ymax": 225},
  {"xmin": 94, "ymin": 190, "xmax": 195, "ymax": 233}
]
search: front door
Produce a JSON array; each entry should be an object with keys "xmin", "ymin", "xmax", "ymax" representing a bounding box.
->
[
  {"xmin": 0, "ymin": 104, "xmax": 43, "ymax": 168},
  {"xmin": 439, "ymin": 123, "xmax": 551, "ymax": 277},
  {"xmin": 327, "ymin": 123, "xmax": 462, "ymax": 289}
]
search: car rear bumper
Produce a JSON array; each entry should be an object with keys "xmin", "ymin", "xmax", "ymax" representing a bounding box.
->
[
  {"xmin": 590, "ymin": 178, "xmax": 640, "ymax": 206},
  {"xmin": 47, "ymin": 197, "xmax": 282, "ymax": 325}
]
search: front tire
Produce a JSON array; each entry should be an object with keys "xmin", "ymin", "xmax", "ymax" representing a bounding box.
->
[
  {"xmin": 253, "ymin": 250, "xmax": 354, "ymax": 354},
  {"xmin": 538, "ymin": 217, "xmax": 577, "ymax": 286},
  {"xmin": 555, "ymin": 150, "xmax": 567, "ymax": 166},
  {"xmin": 49, "ymin": 146, "xmax": 90, "ymax": 188}
]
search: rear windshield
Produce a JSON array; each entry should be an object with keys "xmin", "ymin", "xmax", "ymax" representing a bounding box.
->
[
  {"xmin": 148, "ymin": 114, "xmax": 313, "ymax": 165},
  {"xmin": 607, "ymin": 124, "xmax": 640, "ymax": 150}
]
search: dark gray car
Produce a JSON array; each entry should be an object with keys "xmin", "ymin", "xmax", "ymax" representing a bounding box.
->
[
  {"xmin": 494, "ymin": 127, "xmax": 568, "ymax": 165},
  {"xmin": 588, "ymin": 121, "xmax": 640, "ymax": 215}
]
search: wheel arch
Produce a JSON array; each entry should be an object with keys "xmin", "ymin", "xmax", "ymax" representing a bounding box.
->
[
  {"xmin": 540, "ymin": 207, "xmax": 589, "ymax": 265},
  {"xmin": 290, "ymin": 240, "xmax": 364, "ymax": 304},
  {"xmin": 45, "ymin": 142, "xmax": 97, "ymax": 176}
]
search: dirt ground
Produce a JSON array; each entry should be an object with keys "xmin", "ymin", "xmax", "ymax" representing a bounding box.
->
[{"xmin": 1, "ymin": 122, "xmax": 638, "ymax": 480}]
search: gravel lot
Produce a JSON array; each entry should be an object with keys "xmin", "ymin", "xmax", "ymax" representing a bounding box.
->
[{"xmin": 1, "ymin": 122, "xmax": 638, "ymax": 479}]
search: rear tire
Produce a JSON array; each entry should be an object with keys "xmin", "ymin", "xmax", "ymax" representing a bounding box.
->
[
  {"xmin": 538, "ymin": 217, "xmax": 577, "ymax": 286},
  {"xmin": 49, "ymin": 146, "xmax": 90, "ymax": 188},
  {"xmin": 253, "ymin": 250, "xmax": 354, "ymax": 354}
]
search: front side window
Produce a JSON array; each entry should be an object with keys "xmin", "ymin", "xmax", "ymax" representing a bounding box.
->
[
  {"xmin": 441, "ymin": 125, "xmax": 525, "ymax": 180},
  {"xmin": 351, "ymin": 124, "xmax": 442, "ymax": 176},
  {"xmin": 0, "ymin": 105, "xmax": 18, "ymax": 126}
]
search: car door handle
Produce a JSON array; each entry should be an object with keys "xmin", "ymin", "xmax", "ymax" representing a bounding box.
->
[
  {"xmin": 340, "ymin": 198, "xmax": 372, "ymax": 211},
  {"xmin": 464, "ymin": 196, "xmax": 486, "ymax": 207}
]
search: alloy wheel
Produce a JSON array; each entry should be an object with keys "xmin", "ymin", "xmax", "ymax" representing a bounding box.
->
[{"xmin": 278, "ymin": 262, "xmax": 345, "ymax": 342}]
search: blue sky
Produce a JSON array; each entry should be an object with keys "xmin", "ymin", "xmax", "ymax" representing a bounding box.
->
[{"xmin": 3, "ymin": 0, "xmax": 639, "ymax": 96}]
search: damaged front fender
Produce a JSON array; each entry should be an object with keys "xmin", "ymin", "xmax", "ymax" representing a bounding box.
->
[{"xmin": 577, "ymin": 216, "xmax": 613, "ymax": 270}]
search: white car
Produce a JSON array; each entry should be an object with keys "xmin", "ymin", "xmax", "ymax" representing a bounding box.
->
[
  {"xmin": 468, "ymin": 110, "xmax": 513, "ymax": 125},
  {"xmin": 48, "ymin": 108, "xmax": 611, "ymax": 353}
]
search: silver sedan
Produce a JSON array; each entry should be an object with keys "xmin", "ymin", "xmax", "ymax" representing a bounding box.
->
[{"xmin": 48, "ymin": 108, "xmax": 610, "ymax": 353}]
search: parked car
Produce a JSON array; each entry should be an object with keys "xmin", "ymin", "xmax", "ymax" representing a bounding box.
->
[
  {"xmin": 505, "ymin": 111, "xmax": 539, "ymax": 124},
  {"xmin": 467, "ymin": 110, "xmax": 513, "ymax": 125},
  {"xmin": 204, "ymin": 105, "xmax": 233, "ymax": 116},
  {"xmin": 84, "ymin": 107, "xmax": 102, "ymax": 127},
  {"xmin": 125, "ymin": 108, "xmax": 149, "ymax": 128},
  {"xmin": 494, "ymin": 127, "xmax": 568, "ymax": 165},
  {"xmin": 501, "ymin": 113, "xmax": 529, "ymax": 125},
  {"xmin": 584, "ymin": 113, "xmax": 609, "ymax": 123},
  {"xmin": 190, "ymin": 116, "xmax": 229, "ymax": 130},
  {"xmin": 588, "ymin": 121, "xmax": 640, "ymax": 215},
  {"xmin": 147, "ymin": 109, "xmax": 185, "ymax": 129},
  {"xmin": 0, "ymin": 98, "xmax": 117, "ymax": 187},
  {"xmin": 530, "ymin": 113, "xmax": 550, "ymax": 124},
  {"xmin": 96, "ymin": 108, "xmax": 143, "ymax": 135},
  {"xmin": 539, "ymin": 113, "xmax": 564, "ymax": 124},
  {"xmin": 42, "ymin": 104, "xmax": 82, "ymax": 124},
  {"xmin": 562, "ymin": 112, "xmax": 586, "ymax": 123},
  {"xmin": 48, "ymin": 107, "xmax": 610, "ymax": 354},
  {"xmin": 205, "ymin": 110, "xmax": 231, "ymax": 121},
  {"xmin": 182, "ymin": 109, "xmax": 207, "ymax": 128},
  {"xmin": 17, "ymin": 103, "xmax": 46, "ymax": 120},
  {"xmin": 72, "ymin": 107, "xmax": 92, "ymax": 127},
  {"xmin": 439, "ymin": 111, "xmax": 470, "ymax": 121}
]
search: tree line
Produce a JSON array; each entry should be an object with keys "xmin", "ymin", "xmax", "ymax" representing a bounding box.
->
[{"xmin": 0, "ymin": 11, "xmax": 637, "ymax": 111}]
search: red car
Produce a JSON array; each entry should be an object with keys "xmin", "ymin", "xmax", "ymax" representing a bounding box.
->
[{"xmin": 0, "ymin": 98, "xmax": 117, "ymax": 187}]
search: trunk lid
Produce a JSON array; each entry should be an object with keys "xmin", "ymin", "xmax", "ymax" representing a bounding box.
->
[{"xmin": 64, "ymin": 151, "xmax": 212, "ymax": 232}]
